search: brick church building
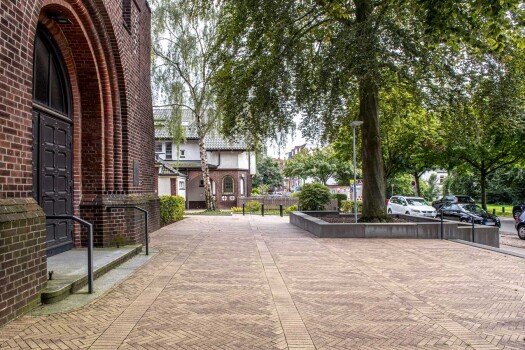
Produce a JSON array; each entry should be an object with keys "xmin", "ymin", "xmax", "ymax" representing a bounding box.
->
[{"xmin": 0, "ymin": 1, "xmax": 159, "ymax": 326}]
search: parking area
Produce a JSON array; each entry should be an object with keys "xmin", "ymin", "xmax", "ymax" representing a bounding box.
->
[{"xmin": 1, "ymin": 215, "xmax": 525, "ymax": 349}]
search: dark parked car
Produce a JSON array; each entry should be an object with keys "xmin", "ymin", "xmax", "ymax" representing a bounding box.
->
[
  {"xmin": 438, "ymin": 203, "xmax": 501, "ymax": 227},
  {"xmin": 512, "ymin": 203, "xmax": 525, "ymax": 219},
  {"xmin": 516, "ymin": 211, "xmax": 525, "ymax": 239},
  {"xmin": 431, "ymin": 195, "xmax": 475, "ymax": 210}
]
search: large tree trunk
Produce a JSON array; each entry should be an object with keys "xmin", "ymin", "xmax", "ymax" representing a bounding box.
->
[
  {"xmin": 198, "ymin": 137, "xmax": 216, "ymax": 211},
  {"xmin": 356, "ymin": 0, "xmax": 386, "ymax": 219},
  {"xmin": 480, "ymin": 168, "xmax": 487, "ymax": 210},
  {"xmin": 414, "ymin": 171, "xmax": 421, "ymax": 197}
]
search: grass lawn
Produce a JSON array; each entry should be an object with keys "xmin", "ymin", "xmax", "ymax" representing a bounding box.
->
[
  {"xmin": 485, "ymin": 204, "xmax": 513, "ymax": 217},
  {"xmin": 186, "ymin": 210, "xmax": 232, "ymax": 216}
]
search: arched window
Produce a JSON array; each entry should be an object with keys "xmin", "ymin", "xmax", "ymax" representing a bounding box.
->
[
  {"xmin": 222, "ymin": 176, "xmax": 234, "ymax": 194},
  {"xmin": 33, "ymin": 28, "xmax": 70, "ymax": 116}
]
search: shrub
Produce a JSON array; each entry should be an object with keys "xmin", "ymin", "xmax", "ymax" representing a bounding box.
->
[
  {"xmin": 160, "ymin": 195, "xmax": 185, "ymax": 225},
  {"xmin": 333, "ymin": 193, "xmax": 348, "ymax": 208},
  {"xmin": 231, "ymin": 206, "xmax": 243, "ymax": 213},
  {"xmin": 340, "ymin": 200, "xmax": 363, "ymax": 213},
  {"xmin": 251, "ymin": 187, "xmax": 261, "ymax": 195},
  {"xmin": 285, "ymin": 205, "xmax": 298, "ymax": 214},
  {"xmin": 245, "ymin": 200, "xmax": 262, "ymax": 212},
  {"xmin": 298, "ymin": 183, "xmax": 332, "ymax": 211}
]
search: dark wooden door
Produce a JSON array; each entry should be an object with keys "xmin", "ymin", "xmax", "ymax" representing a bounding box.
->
[
  {"xmin": 33, "ymin": 110, "xmax": 73, "ymax": 255},
  {"xmin": 32, "ymin": 27, "xmax": 73, "ymax": 256}
]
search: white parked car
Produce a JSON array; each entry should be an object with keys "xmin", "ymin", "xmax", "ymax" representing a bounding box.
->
[{"xmin": 387, "ymin": 196, "xmax": 437, "ymax": 218}]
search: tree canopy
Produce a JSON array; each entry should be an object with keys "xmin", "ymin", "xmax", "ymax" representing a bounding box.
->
[{"xmin": 211, "ymin": 0, "xmax": 523, "ymax": 219}]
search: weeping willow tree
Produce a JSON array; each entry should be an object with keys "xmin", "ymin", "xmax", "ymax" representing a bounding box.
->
[{"xmin": 152, "ymin": 0, "xmax": 220, "ymax": 210}]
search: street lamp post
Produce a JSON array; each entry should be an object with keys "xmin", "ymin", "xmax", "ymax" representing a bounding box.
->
[{"xmin": 351, "ymin": 121, "xmax": 364, "ymax": 223}]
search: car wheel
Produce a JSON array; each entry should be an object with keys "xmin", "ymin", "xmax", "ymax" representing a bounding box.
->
[
  {"xmin": 460, "ymin": 218, "xmax": 467, "ymax": 223},
  {"xmin": 518, "ymin": 226, "xmax": 525, "ymax": 240},
  {"xmin": 387, "ymin": 209, "xmax": 392, "ymax": 214},
  {"xmin": 405, "ymin": 211, "xmax": 410, "ymax": 215},
  {"xmin": 514, "ymin": 210, "xmax": 521, "ymax": 219}
]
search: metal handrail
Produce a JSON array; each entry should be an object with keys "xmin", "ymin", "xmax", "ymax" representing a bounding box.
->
[
  {"xmin": 106, "ymin": 206, "xmax": 149, "ymax": 255},
  {"xmin": 46, "ymin": 215, "xmax": 94, "ymax": 294}
]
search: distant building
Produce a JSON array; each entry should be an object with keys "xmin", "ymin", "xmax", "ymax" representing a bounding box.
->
[{"xmin": 154, "ymin": 109, "xmax": 256, "ymax": 209}]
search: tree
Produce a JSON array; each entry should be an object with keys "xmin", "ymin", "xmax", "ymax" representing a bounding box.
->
[
  {"xmin": 152, "ymin": 0, "xmax": 220, "ymax": 210},
  {"xmin": 284, "ymin": 147, "xmax": 350, "ymax": 185},
  {"xmin": 298, "ymin": 183, "xmax": 332, "ymax": 210},
  {"xmin": 440, "ymin": 54, "xmax": 525, "ymax": 209},
  {"xmin": 211, "ymin": 0, "xmax": 522, "ymax": 219},
  {"xmin": 253, "ymin": 157, "xmax": 284, "ymax": 190},
  {"xmin": 421, "ymin": 174, "xmax": 441, "ymax": 201}
]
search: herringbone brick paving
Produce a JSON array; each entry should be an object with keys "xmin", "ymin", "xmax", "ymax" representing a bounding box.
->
[{"xmin": 2, "ymin": 216, "xmax": 525, "ymax": 349}]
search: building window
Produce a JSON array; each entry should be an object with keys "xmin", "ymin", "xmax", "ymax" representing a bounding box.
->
[
  {"xmin": 222, "ymin": 176, "xmax": 234, "ymax": 194},
  {"xmin": 155, "ymin": 142, "xmax": 163, "ymax": 154},
  {"xmin": 179, "ymin": 180, "xmax": 185, "ymax": 190},
  {"xmin": 165, "ymin": 142, "xmax": 172, "ymax": 160},
  {"xmin": 199, "ymin": 179, "xmax": 204, "ymax": 187},
  {"xmin": 180, "ymin": 149, "xmax": 185, "ymax": 158}
]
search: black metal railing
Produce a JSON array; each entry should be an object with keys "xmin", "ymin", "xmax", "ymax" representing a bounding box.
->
[
  {"xmin": 106, "ymin": 206, "xmax": 149, "ymax": 255},
  {"xmin": 46, "ymin": 215, "xmax": 94, "ymax": 294}
]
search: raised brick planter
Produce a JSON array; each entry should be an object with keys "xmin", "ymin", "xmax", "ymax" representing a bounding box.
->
[
  {"xmin": 0, "ymin": 199, "xmax": 47, "ymax": 326},
  {"xmin": 290, "ymin": 211, "xmax": 499, "ymax": 247}
]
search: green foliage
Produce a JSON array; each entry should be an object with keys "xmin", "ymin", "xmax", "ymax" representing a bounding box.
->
[
  {"xmin": 298, "ymin": 183, "xmax": 332, "ymax": 211},
  {"xmin": 245, "ymin": 200, "xmax": 262, "ymax": 212},
  {"xmin": 284, "ymin": 147, "xmax": 352, "ymax": 185},
  {"xmin": 160, "ymin": 195, "xmax": 185, "ymax": 225},
  {"xmin": 387, "ymin": 174, "xmax": 415, "ymax": 197},
  {"xmin": 333, "ymin": 193, "xmax": 348, "ymax": 208},
  {"xmin": 340, "ymin": 200, "xmax": 363, "ymax": 214},
  {"xmin": 284, "ymin": 205, "xmax": 298, "ymax": 214},
  {"xmin": 421, "ymin": 173, "xmax": 441, "ymax": 201},
  {"xmin": 253, "ymin": 157, "xmax": 284, "ymax": 189},
  {"xmin": 251, "ymin": 187, "xmax": 260, "ymax": 195},
  {"xmin": 231, "ymin": 206, "xmax": 243, "ymax": 213}
]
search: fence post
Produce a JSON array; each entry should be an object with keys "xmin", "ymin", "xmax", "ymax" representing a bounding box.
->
[
  {"xmin": 440, "ymin": 210, "xmax": 444, "ymax": 240},
  {"xmin": 298, "ymin": 205, "xmax": 302, "ymax": 211},
  {"xmin": 262, "ymin": 204, "xmax": 264, "ymax": 217},
  {"xmin": 493, "ymin": 208, "xmax": 496, "ymax": 215},
  {"xmin": 472, "ymin": 218, "xmax": 475, "ymax": 243},
  {"xmin": 280, "ymin": 204, "xmax": 283, "ymax": 217},
  {"xmin": 502, "ymin": 206, "xmax": 505, "ymax": 213},
  {"xmin": 243, "ymin": 203, "xmax": 245, "ymax": 216}
]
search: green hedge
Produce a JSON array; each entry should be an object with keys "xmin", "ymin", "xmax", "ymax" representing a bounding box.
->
[
  {"xmin": 245, "ymin": 200, "xmax": 262, "ymax": 212},
  {"xmin": 160, "ymin": 195, "xmax": 185, "ymax": 225},
  {"xmin": 298, "ymin": 183, "xmax": 332, "ymax": 210},
  {"xmin": 340, "ymin": 200, "xmax": 363, "ymax": 213}
]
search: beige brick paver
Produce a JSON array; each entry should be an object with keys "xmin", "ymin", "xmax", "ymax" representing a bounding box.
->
[{"xmin": 2, "ymin": 215, "xmax": 525, "ymax": 349}]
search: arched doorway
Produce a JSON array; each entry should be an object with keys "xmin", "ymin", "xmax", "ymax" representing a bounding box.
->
[{"xmin": 32, "ymin": 26, "xmax": 73, "ymax": 256}]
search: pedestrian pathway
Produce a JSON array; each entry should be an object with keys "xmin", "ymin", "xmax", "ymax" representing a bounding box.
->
[{"xmin": 1, "ymin": 216, "xmax": 525, "ymax": 349}]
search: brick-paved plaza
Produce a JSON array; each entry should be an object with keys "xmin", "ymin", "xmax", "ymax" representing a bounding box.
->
[{"xmin": 2, "ymin": 215, "xmax": 525, "ymax": 349}]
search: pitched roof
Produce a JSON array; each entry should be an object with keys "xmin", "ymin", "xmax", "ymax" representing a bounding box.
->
[
  {"xmin": 154, "ymin": 108, "xmax": 247, "ymax": 151},
  {"xmin": 156, "ymin": 157, "xmax": 187, "ymax": 177}
]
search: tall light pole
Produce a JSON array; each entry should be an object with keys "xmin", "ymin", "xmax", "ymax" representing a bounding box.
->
[{"xmin": 351, "ymin": 121, "xmax": 364, "ymax": 223}]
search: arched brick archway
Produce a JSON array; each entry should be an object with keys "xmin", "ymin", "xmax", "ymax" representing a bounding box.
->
[{"xmin": 33, "ymin": 1, "xmax": 130, "ymax": 250}]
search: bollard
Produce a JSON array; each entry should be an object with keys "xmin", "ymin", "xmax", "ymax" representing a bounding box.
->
[
  {"xmin": 280, "ymin": 204, "xmax": 283, "ymax": 217},
  {"xmin": 298, "ymin": 205, "xmax": 302, "ymax": 211},
  {"xmin": 440, "ymin": 210, "xmax": 444, "ymax": 240},
  {"xmin": 493, "ymin": 208, "xmax": 496, "ymax": 215},
  {"xmin": 502, "ymin": 206, "xmax": 505, "ymax": 213},
  {"xmin": 262, "ymin": 204, "xmax": 264, "ymax": 217},
  {"xmin": 471, "ymin": 217, "xmax": 475, "ymax": 243},
  {"xmin": 243, "ymin": 203, "xmax": 245, "ymax": 216}
]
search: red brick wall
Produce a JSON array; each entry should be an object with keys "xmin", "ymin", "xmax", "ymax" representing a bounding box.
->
[
  {"xmin": 187, "ymin": 169, "xmax": 252, "ymax": 209},
  {"xmin": 0, "ymin": 199, "xmax": 47, "ymax": 327},
  {"xmin": 0, "ymin": 0, "xmax": 159, "ymax": 326}
]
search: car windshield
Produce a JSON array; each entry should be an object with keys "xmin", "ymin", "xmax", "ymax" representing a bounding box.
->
[
  {"xmin": 457, "ymin": 196, "xmax": 474, "ymax": 203},
  {"xmin": 406, "ymin": 198, "xmax": 429, "ymax": 206},
  {"xmin": 462, "ymin": 204, "xmax": 486, "ymax": 214}
]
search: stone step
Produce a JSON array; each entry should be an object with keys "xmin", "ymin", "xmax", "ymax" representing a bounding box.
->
[{"xmin": 42, "ymin": 245, "xmax": 143, "ymax": 304}]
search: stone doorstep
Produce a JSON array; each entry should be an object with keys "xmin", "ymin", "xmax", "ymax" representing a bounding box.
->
[{"xmin": 41, "ymin": 245, "xmax": 143, "ymax": 304}]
